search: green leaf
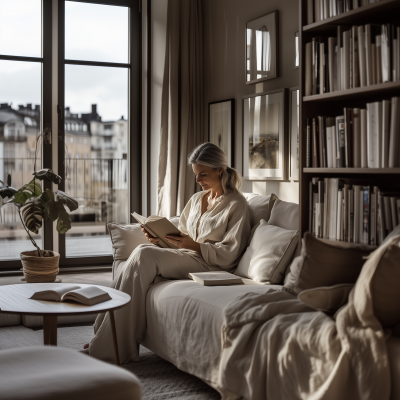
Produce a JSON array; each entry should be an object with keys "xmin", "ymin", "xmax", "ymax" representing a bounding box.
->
[
  {"xmin": 56, "ymin": 203, "xmax": 72, "ymax": 234},
  {"xmin": 20, "ymin": 198, "xmax": 44, "ymax": 234},
  {"xmin": 0, "ymin": 186, "xmax": 18, "ymax": 199},
  {"xmin": 33, "ymin": 169, "xmax": 62, "ymax": 185},
  {"xmin": 55, "ymin": 190, "xmax": 78, "ymax": 212},
  {"xmin": 39, "ymin": 190, "xmax": 59, "ymax": 222},
  {"xmin": 10, "ymin": 178, "xmax": 42, "ymax": 206}
]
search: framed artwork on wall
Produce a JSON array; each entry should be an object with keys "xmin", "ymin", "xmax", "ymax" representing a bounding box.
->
[
  {"xmin": 295, "ymin": 32, "xmax": 299, "ymax": 68},
  {"xmin": 208, "ymin": 99, "xmax": 235, "ymax": 167},
  {"xmin": 245, "ymin": 11, "xmax": 278, "ymax": 84},
  {"xmin": 242, "ymin": 88, "xmax": 288, "ymax": 180},
  {"xmin": 289, "ymin": 87, "xmax": 299, "ymax": 180}
]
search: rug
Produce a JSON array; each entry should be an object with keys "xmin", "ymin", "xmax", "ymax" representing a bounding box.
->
[{"xmin": 0, "ymin": 325, "xmax": 221, "ymax": 400}]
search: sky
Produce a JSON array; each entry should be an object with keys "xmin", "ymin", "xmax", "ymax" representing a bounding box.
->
[{"xmin": 0, "ymin": 0, "xmax": 129, "ymax": 121}]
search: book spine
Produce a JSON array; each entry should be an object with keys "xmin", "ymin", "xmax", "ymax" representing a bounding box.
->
[
  {"xmin": 381, "ymin": 24, "xmax": 391, "ymax": 83},
  {"xmin": 390, "ymin": 197, "xmax": 398, "ymax": 229},
  {"xmin": 344, "ymin": 108, "xmax": 353, "ymax": 167},
  {"xmin": 370, "ymin": 187, "xmax": 377, "ymax": 246},
  {"xmin": 306, "ymin": 118, "xmax": 311, "ymax": 167},
  {"xmin": 330, "ymin": 178, "xmax": 339, "ymax": 240},
  {"xmin": 381, "ymin": 99, "xmax": 391, "ymax": 168},
  {"xmin": 318, "ymin": 116, "xmax": 327, "ymax": 167},
  {"xmin": 320, "ymin": 42, "xmax": 325, "ymax": 94},
  {"xmin": 366, "ymin": 102, "xmax": 379, "ymax": 168},
  {"xmin": 313, "ymin": 118, "xmax": 319, "ymax": 167},
  {"xmin": 353, "ymin": 186, "xmax": 360, "ymax": 243},
  {"xmin": 318, "ymin": 180, "xmax": 325, "ymax": 238},
  {"xmin": 307, "ymin": 0, "xmax": 314, "ymax": 25},
  {"xmin": 337, "ymin": 26, "xmax": 344, "ymax": 90},
  {"xmin": 388, "ymin": 97, "xmax": 400, "ymax": 168},
  {"xmin": 337, "ymin": 189, "xmax": 343, "ymax": 241},
  {"xmin": 358, "ymin": 26, "xmax": 367, "ymax": 87},
  {"xmin": 353, "ymin": 108, "xmax": 361, "ymax": 167},
  {"xmin": 349, "ymin": 188, "xmax": 354, "ymax": 243},
  {"xmin": 326, "ymin": 126, "xmax": 333, "ymax": 167},
  {"xmin": 305, "ymin": 42, "xmax": 313, "ymax": 96},
  {"xmin": 343, "ymin": 184, "xmax": 349, "ymax": 241},
  {"xmin": 378, "ymin": 190, "xmax": 386, "ymax": 243},
  {"xmin": 328, "ymin": 37, "xmax": 337, "ymax": 92},
  {"xmin": 360, "ymin": 109, "xmax": 368, "ymax": 168},
  {"xmin": 323, "ymin": 177, "xmax": 330, "ymax": 239},
  {"xmin": 384, "ymin": 196, "xmax": 393, "ymax": 234},
  {"xmin": 352, "ymin": 26, "xmax": 359, "ymax": 88},
  {"xmin": 336, "ymin": 116, "xmax": 346, "ymax": 167},
  {"xmin": 363, "ymin": 186, "xmax": 370, "ymax": 244},
  {"xmin": 376, "ymin": 34, "xmax": 383, "ymax": 84},
  {"xmin": 365, "ymin": 24, "xmax": 372, "ymax": 86}
]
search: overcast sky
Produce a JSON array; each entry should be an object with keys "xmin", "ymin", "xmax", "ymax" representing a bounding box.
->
[{"xmin": 0, "ymin": 0, "xmax": 129, "ymax": 121}]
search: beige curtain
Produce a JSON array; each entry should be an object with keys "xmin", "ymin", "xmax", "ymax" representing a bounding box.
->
[{"xmin": 157, "ymin": 0, "xmax": 205, "ymax": 218}]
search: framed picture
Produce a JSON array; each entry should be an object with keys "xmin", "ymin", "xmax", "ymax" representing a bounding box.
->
[
  {"xmin": 295, "ymin": 32, "xmax": 299, "ymax": 68},
  {"xmin": 289, "ymin": 87, "xmax": 299, "ymax": 180},
  {"xmin": 208, "ymin": 99, "xmax": 235, "ymax": 166},
  {"xmin": 245, "ymin": 11, "xmax": 278, "ymax": 84},
  {"xmin": 243, "ymin": 89, "xmax": 288, "ymax": 180}
]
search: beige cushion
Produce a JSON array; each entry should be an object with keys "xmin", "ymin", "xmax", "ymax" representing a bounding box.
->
[
  {"xmin": 284, "ymin": 233, "xmax": 371, "ymax": 295},
  {"xmin": 235, "ymin": 220, "xmax": 298, "ymax": 284},
  {"xmin": 383, "ymin": 224, "xmax": 400, "ymax": 245},
  {"xmin": 243, "ymin": 193, "xmax": 277, "ymax": 228},
  {"xmin": 366, "ymin": 235, "xmax": 400, "ymax": 327},
  {"xmin": 0, "ymin": 346, "xmax": 141, "ymax": 400},
  {"xmin": 298, "ymin": 283, "xmax": 354, "ymax": 313},
  {"xmin": 267, "ymin": 197, "xmax": 299, "ymax": 231}
]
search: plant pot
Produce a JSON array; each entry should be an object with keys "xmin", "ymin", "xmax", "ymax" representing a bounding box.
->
[{"xmin": 20, "ymin": 250, "xmax": 60, "ymax": 283}]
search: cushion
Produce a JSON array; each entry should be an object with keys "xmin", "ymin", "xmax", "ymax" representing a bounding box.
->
[
  {"xmin": 0, "ymin": 346, "xmax": 141, "ymax": 400},
  {"xmin": 243, "ymin": 193, "xmax": 277, "ymax": 228},
  {"xmin": 267, "ymin": 197, "xmax": 299, "ymax": 231},
  {"xmin": 235, "ymin": 220, "xmax": 298, "ymax": 284},
  {"xmin": 383, "ymin": 224, "xmax": 400, "ymax": 245},
  {"xmin": 298, "ymin": 283, "xmax": 354, "ymax": 313},
  {"xmin": 284, "ymin": 233, "xmax": 372, "ymax": 295}
]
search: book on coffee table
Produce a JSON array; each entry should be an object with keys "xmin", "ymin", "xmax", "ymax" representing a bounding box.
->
[
  {"xmin": 30, "ymin": 285, "xmax": 111, "ymax": 306},
  {"xmin": 188, "ymin": 272, "xmax": 244, "ymax": 286}
]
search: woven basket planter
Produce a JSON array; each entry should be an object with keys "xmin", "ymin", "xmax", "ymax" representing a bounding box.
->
[{"xmin": 20, "ymin": 250, "xmax": 60, "ymax": 283}]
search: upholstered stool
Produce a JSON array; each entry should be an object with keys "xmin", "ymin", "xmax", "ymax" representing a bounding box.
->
[{"xmin": 0, "ymin": 346, "xmax": 141, "ymax": 400}]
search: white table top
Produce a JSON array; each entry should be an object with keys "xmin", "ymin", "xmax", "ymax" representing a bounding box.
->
[{"xmin": 0, "ymin": 283, "xmax": 131, "ymax": 316}]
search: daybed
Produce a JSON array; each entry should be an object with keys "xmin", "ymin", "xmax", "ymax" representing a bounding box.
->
[{"xmin": 110, "ymin": 193, "xmax": 400, "ymax": 400}]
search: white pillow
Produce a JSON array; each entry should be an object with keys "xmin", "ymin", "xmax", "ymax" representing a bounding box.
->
[
  {"xmin": 267, "ymin": 198, "xmax": 299, "ymax": 231},
  {"xmin": 243, "ymin": 193, "xmax": 277, "ymax": 228},
  {"xmin": 235, "ymin": 220, "xmax": 299, "ymax": 284}
]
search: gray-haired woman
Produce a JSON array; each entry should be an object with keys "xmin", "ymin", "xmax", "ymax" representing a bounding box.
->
[{"xmin": 87, "ymin": 142, "xmax": 251, "ymax": 363}]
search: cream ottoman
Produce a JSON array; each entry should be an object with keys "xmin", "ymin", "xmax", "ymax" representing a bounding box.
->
[{"xmin": 0, "ymin": 346, "xmax": 141, "ymax": 400}]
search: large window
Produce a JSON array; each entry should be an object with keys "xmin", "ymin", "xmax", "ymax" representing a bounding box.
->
[{"xmin": 0, "ymin": 0, "xmax": 141, "ymax": 270}]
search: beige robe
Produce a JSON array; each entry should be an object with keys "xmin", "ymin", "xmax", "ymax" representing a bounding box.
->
[{"xmin": 89, "ymin": 190, "xmax": 251, "ymax": 363}]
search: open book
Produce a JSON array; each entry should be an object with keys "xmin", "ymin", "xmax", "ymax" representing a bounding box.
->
[
  {"xmin": 132, "ymin": 212, "xmax": 181, "ymax": 249},
  {"xmin": 30, "ymin": 285, "xmax": 112, "ymax": 306},
  {"xmin": 188, "ymin": 272, "xmax": 244, "ymax": 286}
]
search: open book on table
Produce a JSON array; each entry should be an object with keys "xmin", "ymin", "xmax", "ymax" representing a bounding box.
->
[
  {"xmin": 30, "ymin": 285, "xmax": 111, "ymax": 306},
  {"xmin": 132, "ymin": 212, "xmax": 181, "ymax": 249},
  {"xmin": 188, "ymin": 272, "xmax": 244, "ymax": 286}
]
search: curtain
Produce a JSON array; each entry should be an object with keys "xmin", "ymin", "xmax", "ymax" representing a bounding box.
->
[{"xmin": 157, "ymin": 0, "xmax": 205, "ymax": 218}]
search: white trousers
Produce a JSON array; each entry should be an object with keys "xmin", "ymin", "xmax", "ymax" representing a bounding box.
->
[{"xmin": 89, "ymin": 244, "xmax": 209, "ymax": 363}]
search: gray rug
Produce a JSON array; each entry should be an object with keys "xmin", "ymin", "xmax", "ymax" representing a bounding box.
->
[{"xmin": 0, "ymin": 325, "xmax": 221, "ymax": 400}]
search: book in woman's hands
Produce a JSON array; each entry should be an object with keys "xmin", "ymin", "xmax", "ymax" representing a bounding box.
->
[
  {"xmin": 30, "ymin": 285, "xmax": 112, "ymax": 306},
  {"xmin": 188, "ymin": 272, "xmax": 244, "ymax": 286},
  {"xmin": 131, "ymin": 211, "xmax": 181, "ymax": 249}
]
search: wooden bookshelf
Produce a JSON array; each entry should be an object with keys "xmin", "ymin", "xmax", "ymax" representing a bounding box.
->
[{"xmin": 298, "ymin": 0, "xmax": 400, "ymax": 241}]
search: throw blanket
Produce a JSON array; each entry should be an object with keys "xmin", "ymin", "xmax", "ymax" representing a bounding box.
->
[{"xmin": 217, "ymin": 288, "xmax": 390, "ymax": 400}]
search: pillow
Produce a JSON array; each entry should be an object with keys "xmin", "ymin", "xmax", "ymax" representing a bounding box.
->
[
  {"xmin": 235, "ymin": 220, "xmax": 298, "ymax": 284},
  {"xmin": 383, "ymin": 224, "xmax": 400, "ymax": 245},
  {"xmin": 283, "ymin": 233, "xmax": 372, "ymax": 295},
  {"xmin": 268, "ymin": 198, "xmax": 299, "ymax": 231},
  {"xmin": 298, "ymin": 284, "xmax": 354, "ymax": 313},
  {"xmin": 243, "ymin": 193, "xmax": 277, "ymax": 228}
]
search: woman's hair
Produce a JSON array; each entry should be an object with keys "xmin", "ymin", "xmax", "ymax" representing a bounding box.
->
[{"xmin": 188, "ymin": 142, "xmax": 242, "ymax": 193}]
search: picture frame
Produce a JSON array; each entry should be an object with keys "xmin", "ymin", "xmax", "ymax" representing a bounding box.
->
[
  {"xmin": 208, "ymin": 99, "xmax": 235, "ymax": 167},
  {"xmin": 289, "ymin": 86, "xmax": 299, "ymax": 181},
  {"xmin": 245, "ymin": 11, "xmax": 279, "ymax": 84},
  {"xmin": 242, "ymin": 88, "xmax": 288, "ymax": 181},
  {"xmin": 295, "ymin": 32, "xmax": 299, "ymax": 68}
]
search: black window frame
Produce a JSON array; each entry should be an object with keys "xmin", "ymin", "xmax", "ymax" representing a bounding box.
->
[{"xmin": 57, "ymin": 0, "xmax": 142, "ymax": 267}]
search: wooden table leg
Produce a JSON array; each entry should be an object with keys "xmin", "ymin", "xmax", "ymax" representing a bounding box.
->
[
  {"xmin": 109, "ymin": 310, "xmax": 120, "ymax": 365},
  {"xmin": 43, "ymin": 315, "xmax": 57, "ymax": 346}
]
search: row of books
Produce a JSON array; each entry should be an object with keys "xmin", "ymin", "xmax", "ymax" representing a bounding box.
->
[
  {"xmin": 305, "ymin": 97, "xmax": 400, "ymax": 168},
  {"xmin": 305, "ymin": 24, "xmax": 400, "ymax": 96},
  {"xmin": 307, "ymin": 0, "xmax": 380, "ymax": 24},
  {"xmin": 310, "ymin": 177, "xmax": 400, "ymax": 246}
]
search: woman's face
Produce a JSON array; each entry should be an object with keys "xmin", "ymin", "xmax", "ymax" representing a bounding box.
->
[{"xmin": 192, "ymin": 163, "xmax": 223, "ymax": 191}]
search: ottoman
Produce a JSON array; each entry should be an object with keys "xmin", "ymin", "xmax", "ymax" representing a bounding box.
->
[{"xmin": 0, "ymin": 346, "xmax": 141, "ymax": 400}]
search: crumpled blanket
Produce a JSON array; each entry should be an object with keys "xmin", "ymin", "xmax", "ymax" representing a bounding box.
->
[{"xmin": 217, "ymin": 252, "xmax": 391, "ymax": 400}]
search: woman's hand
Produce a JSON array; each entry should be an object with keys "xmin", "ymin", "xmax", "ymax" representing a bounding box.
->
[
  {"xmin": 165, "ymin": 233, "xmax": 201, "ymax": 254},
  {"xmin": 141, "ymin": 226, "xmax": 160, "ymax": 246}
]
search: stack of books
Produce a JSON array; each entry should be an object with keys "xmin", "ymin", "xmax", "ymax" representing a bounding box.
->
[
  {"xmin": 310, "ymin": 177, "xmax": 400, "ymax": 246},
  {"xmin": 306, "ymin": 97, "xmax": 400, "ymax": 168},
  {"xmin": 307, "ymin": 0, "xmax": 381, "ymax": 24},
  {"xmin": 305, "ymin": 24, "xmax": 400, "ymax": 95}
]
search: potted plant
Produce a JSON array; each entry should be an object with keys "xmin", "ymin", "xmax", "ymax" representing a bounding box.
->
[{"xmin": 0, "ymin": 165, "xmax": 78, "ymax": 282}]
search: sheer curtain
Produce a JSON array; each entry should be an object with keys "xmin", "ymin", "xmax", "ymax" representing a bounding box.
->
[{"xmin": 157, "ymin": 0, "xmax": 205, "ymax": 218}]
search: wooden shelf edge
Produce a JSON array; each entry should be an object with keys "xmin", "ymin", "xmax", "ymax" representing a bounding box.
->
[
  {"xmin": 303, "ymin": 168, "xmax": 400, "ymax": 174},
  {"xmin": 303, "ymin": 81, "xmax": 400, "ymax": 102},
  {"xmin": 318, "ymin": 238, "xmax": 377, "ymax": 250},
  {"xmin": 303, "ymin": 0, "xmax": 400, "ymax": 31}
]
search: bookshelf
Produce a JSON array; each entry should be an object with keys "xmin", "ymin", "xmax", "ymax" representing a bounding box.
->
[{"xmin": 299, "ymin": 0, "xmax": 400, "ymax": 245}]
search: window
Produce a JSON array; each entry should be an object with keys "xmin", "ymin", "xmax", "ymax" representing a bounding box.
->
[{"xmin": 70, "ymin": 136, "xmax": 73, "ymax": 144}]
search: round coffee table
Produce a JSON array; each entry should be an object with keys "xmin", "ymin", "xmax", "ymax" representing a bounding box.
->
[{"xmin": 0, "ymin": 283, "xmax": 131, "ymax": 365}]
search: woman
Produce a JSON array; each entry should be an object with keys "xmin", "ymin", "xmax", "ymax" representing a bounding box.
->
[{"xmin": 87, "ymin": 142, "xmax": 251, "ymax": 363}]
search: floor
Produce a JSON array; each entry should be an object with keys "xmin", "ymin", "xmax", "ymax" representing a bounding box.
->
[{"xmin": 0, "ymin": 271, "xmax": 112, "ymax": 286}]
